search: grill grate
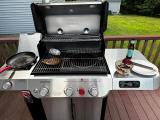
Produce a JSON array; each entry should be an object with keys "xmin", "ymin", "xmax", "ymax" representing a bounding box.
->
[
  {"xmin": 65, "ymin": 48, "xmax": 101, "ymax": 54},
  {"xmin": 31, "ymin": 56, "xmax": 109, "ymax": 75}
]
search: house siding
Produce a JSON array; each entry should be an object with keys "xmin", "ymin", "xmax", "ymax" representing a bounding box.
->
[
  {"xmin": 0, "ymin": 0, "xmax": 41, "ymax": 34},
  {"xmin": 109, "ymin": 1, "xmax": 121, "ymax": 13}
]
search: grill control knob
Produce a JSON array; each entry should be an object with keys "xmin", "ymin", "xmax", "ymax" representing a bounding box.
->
[
  {"xmin": 64, "ymin": 87, "xmax": 74, "ymax": 97},
  {"xmin": 39, "ymin": 87, "xmax": 49, "ymax": 97},
  {"xmin": 88, "ymin": 87, "xmax": 98, "ymax": 97},
  {"xmin": 3, "ymin": 81, "xmax": 12, "ymax": 90}
]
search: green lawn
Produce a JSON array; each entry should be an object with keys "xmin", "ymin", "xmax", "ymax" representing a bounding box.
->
[
  {"xmin": 104, "ymin": 15, "xmax": 160, "ymax": 36},
  {"xmin": 103, "ymin": 15, "xmax": 160, "ymax": 67}
]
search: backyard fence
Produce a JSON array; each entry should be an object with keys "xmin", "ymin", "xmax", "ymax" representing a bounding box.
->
[{"xmin": 0, "ymin": 35, "xmax": 160, "ymax": 69}]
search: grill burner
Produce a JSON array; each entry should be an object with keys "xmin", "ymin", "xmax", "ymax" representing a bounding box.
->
[{"xmin": 31, "ymin": 55, "xmax": 109, "ymax": 75}]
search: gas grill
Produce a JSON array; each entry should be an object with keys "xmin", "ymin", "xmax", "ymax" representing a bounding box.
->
[
  {"xmin": 0, "ymin": 1, "xmax": 159, "ymax": 120},
  {"xmin": 29, "ymin": 1, "xmax": 111, "ymax": 120},
  {"xmin": 31, "ymin": 1, "xmax": 109, "ymax": 76},
  {"xmin": 0, "ymin": 1, "xmax": 112, "ymax": 120}
]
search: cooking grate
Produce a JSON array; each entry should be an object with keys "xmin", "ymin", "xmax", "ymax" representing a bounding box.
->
[
  {"xmin": 65, "ymin": 48, "xmax": 101, "ymax": 54},
  {"xmin": 31, "ymin": 56, "xmax": 109, "ymax": 75}
]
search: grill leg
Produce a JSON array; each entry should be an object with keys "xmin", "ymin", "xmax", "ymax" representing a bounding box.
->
[{"xmin": 100, "ymin": 96, "xmax": 107, "ymax": 120}]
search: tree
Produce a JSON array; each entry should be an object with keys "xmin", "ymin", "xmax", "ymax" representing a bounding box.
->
[
  {"xmin": 120, "ymin": 0, "xmax": 145, "ymax": 14},
  {"xmin": 120, "ymin": 0, "xmax": 160, "ymax": 16},
  {"xmin": 140, "ymin": 0, "xmax": 160, "ymax": 16}
]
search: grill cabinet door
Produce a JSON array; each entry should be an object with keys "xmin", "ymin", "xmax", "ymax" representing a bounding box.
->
[
  {"xmin": 41, "ymin": 98, "xmax": 72, "ymax": 120},
  {"xmin": 72, "ymin": 98, "xmax": 103, "ymax": 120}
]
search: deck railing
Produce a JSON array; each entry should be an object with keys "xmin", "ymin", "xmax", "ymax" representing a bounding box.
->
[
  {"xmin": 0, "ymin": 35, "xmax": 19, "ymax": 66},
  {"xmin": 104, "ymin": 35, "xmax": 160, "ymax": 69},
  {"xmin": 0, "ymin": 35, "xmax": 160, "ymax": 69}
]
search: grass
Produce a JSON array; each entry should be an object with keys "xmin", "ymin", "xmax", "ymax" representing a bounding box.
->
[
  {"xmin": 103, "ymin": 15, "xmax": 160, "ymax": 67},
  {"xmin": 104, "ymin": 15, "xmax": 160, "ymax": 36}
]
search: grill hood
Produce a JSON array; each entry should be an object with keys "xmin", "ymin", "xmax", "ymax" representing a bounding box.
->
[{"xmin": 31, "ymin": 1, "xmax": 108, "ymax": 36}]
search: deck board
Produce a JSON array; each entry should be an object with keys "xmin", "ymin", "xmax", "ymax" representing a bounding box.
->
[
  {"xmin": 150, "ymin": 91, "xmax": 160, "ymax": 109},
  {"xmin": 135, "ymin": 91, "xmax": 158, "ymax": 120},
  {"xmin": 0, "ymin": 91, "xmax": 33, "ymax": 120},
  {"xmin": 118, "ymin": 91, "xmax": 139, "ymax": 120},
  {"xmin": 127, "ymin": 91, "xmax": 149, "ymax": 120},
  {"xmin": 112, "ymin": 91, "xmax": 130, "ymax": 120},
  {"xmin": 108, "ymin": 92, "xmax": 121, "ymax": 120},
  {"xmin": 1, "ymin": 90, "xmax": 160, "ymax": 120},
  {"xmin": 143, "ymin": 91, "xmax": 160, "ymax": 119}
]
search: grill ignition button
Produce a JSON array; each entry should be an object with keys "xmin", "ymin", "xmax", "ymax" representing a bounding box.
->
[{"xmin": 78, "ymin": 87, "xmax": 85, "ymax": 96}]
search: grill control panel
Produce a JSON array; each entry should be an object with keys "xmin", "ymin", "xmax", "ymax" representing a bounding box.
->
[
  {"xmin": 28, "ymin": 77, "xmax": 111, "ymax": 98},
  {"xmin": 0, "ymin": 75, "xmax": 111, "ymax": 98},
  {"xmin": 64, "ymin": 87, "xmax": 98, "ymax": 97},
  {"xmin": 119, "ymin": 81, "xmax": 140, "ymax": 88}
]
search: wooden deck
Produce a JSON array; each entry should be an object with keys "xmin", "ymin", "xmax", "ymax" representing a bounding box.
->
[
  {"xmin": 106, "ymin": 90, "xmax": 160, "ymax": 120},
  {"xmin": 0, "ymin": 91, "xmax": 33, "ymax": 120},
  {"xmin": 0, "ymin": 90, "xmax": 160, "ymax": 120}
]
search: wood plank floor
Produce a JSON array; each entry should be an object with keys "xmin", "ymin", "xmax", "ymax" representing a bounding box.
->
[
  {"xmin": 1, "ymin": 90, "xmax": 160, "ymax": 120},
  {"xmin": 106, "ymin": 90, "xmax": 160, "ymax": 120},
  {"xmin": 0, "ymin": 91, "xmax": 33, "ymax": 120}
]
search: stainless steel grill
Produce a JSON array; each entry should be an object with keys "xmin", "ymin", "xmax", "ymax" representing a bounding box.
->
[{"xmin": 29, "ymin": 2, "xmax": 111, "ymax": 120}]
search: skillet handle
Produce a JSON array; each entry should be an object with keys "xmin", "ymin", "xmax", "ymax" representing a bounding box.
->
[{"xmin": 0, "ymin": 66, "xmax": 12, "ymax": 73}]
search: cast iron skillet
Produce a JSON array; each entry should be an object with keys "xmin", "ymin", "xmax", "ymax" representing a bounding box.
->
[{"xmin": 0, "ymin": 52, "xmax": 37, "ymax": 73}]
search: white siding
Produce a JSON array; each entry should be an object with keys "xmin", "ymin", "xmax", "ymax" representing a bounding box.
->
[
  {"xmin": 109, "ymin": 2, "xmax": 121, "ymax": 13},
  {"xmin": 0, "ymin": 0, "xmax": 42, "ymax": 34}
]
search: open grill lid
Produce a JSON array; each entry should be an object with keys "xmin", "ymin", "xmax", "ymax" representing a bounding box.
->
[{"xmin": 31, "ymin": 1, "xmax": 108, "ymax": 36}]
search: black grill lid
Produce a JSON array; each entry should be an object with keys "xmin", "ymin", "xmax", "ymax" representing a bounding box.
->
[{"xmin": 31, "ymin": 1, "xmax": 108, "ymax": 35}]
